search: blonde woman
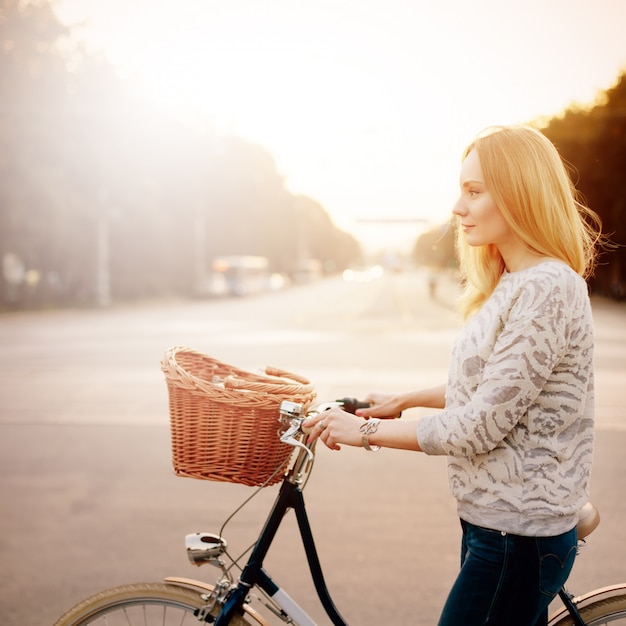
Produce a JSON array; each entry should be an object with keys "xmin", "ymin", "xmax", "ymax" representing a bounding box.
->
[{"xmin": 305, "ymin": 125, "xmax": 601, "ymax": 625}]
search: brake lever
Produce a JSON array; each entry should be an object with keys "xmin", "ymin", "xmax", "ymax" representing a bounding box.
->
[
  {"xmin": 278, "ymin": 399, "xmax": 367, "ymax": 461},
  {"xmin": 279, "ymin": 419, "xmax": 314, "ymax": 461}
]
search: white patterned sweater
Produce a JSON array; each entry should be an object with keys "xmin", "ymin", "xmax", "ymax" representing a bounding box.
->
[{"xmin": 417, "ymin": 261, "xmax": 594, "ymax": 536}]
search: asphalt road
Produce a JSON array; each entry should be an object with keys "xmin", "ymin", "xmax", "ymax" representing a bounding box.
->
[{"xmin": 1, "ymin": 270, "xmax": 625, "ymax": 625}]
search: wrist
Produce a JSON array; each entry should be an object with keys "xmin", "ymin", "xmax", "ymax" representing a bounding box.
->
[{"xmin": 360, "ymin": 418, "xmax": 381, "ymax": 451}]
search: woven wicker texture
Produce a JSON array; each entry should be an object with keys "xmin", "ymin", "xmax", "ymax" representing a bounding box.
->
[{"xmin": 161, "ymin": 346, "xmax": 316, "ymax": 487}]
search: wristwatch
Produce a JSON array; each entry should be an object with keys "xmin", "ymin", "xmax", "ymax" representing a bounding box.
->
[{"xmin": 359, "ymin": 418, "xmax": 381, "ymax": 451}]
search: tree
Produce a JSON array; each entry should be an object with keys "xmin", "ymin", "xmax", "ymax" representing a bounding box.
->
[
  {"xmin": 412, "ymin": 221, "xmax": 456, "ymax": 269},
  {"xmin": 541, "ymin": 72, "xmax": 626, "ymax": 298},
  {"xmin": 0, "ymin": 0, "xmax": 83, "ymax": 305}
]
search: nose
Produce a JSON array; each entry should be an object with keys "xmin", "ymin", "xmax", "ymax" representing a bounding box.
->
[{"xmin": 452, "ymin": 197, "xmax": 467, "ymax": 217}]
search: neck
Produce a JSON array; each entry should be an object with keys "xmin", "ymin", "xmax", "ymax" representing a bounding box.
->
[{"xmin": 500, "ymin": 246, "xmax": 554, "ymax": 273}]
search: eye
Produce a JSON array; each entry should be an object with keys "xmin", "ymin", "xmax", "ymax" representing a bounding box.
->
[{"xmin": 468, "ymin": 189, "xmax": 478, "ymax": 198}]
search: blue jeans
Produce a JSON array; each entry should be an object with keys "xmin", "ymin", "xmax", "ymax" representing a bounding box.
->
[{"xmin": 438, "ymin": 519, "xmax": 578, "ymax": 626}]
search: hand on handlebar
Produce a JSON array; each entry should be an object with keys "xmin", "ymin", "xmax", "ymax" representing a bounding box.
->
[
  {"xmin": 301, "ymin": 395, "xmax": 419, "ymax": 452},
  {"xmin": 303, "ymin": 406, "xmax": 364, "ymax": 451},
  {"xmin": 302, "ymin": 396, "xmax": 402, "ymax": 450},
  {"xmin": 354, "ymin": 392, "xmax": 404, "ymax": 420}
]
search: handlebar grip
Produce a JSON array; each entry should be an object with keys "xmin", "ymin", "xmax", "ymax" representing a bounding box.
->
[
  {"xmin": 301, "ymin": 420, "xmax": 316, "ymax": 436},
  {"xmin": 338, "ymin": 397, "xmax": 371, "ymax": 414}
]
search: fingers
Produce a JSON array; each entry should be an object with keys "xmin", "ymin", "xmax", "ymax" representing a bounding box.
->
[
  {"xmin": 358, "ymin": 393, "xmax": 391, "ymax": 416},
  {"xmin": 303, "ymin": 411, "xmax": 343, "ymax": 450},
  {"xmin": 301, "ymin": 416, "xmax": 319, "ymax": 436},
  {"xmin": 356, "ymin": 400, "xmax": 401, "ymax": 420},
  {"xmin": 318, "ymin": 425, "xmax": 341, "ymax": 451},
  {"xmin": 303, "ymin": 413, "xmax": 329, "ymax": 443},
  {"xmin": 356, "ymin": 402, "xmax": 389, "ymax": 418}
]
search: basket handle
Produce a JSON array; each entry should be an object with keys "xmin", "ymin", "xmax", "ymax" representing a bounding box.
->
[
  {"xmin": 224, "ymin": 375, "xmax": 315, "ymax": 396},
  {"xmin": 265, "ymin": 366, "xmax": 311, "ymax": 386},
  {"xmin": 161, "ymin": 346, "xmax": 315, "ymax": 398}
]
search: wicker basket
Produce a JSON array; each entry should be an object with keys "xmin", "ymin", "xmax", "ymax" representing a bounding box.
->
[{"xmin": 161, "ymin": 346, "xmax": 316, "ymax": 487}]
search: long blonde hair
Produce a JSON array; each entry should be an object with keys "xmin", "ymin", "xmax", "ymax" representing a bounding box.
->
[{"xmin": 457, "ymin": 125, "xmax": 601, "ymax": 318}]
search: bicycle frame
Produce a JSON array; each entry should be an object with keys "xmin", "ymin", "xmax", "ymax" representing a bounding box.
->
[
  {"xmin": 556, "ymin": 588, "xmax": 587, "ymax": 626},
  {"xmin": 214, "ymin": 475, "xmax": 348, "ymax": 626}
]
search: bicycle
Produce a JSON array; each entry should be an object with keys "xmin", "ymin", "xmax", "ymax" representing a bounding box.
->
[{"xmin": 53, "ymin": 396, "xmax": 626, "ymax": 625}]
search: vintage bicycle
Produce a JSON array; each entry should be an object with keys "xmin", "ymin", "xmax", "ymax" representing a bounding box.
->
[{"xmin": 53, "ymin": 348, "xmax": 626, "ymax": 625}]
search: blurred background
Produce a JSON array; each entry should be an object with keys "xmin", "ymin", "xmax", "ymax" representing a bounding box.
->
[
  {"xmin": 1, "ymin": 0, "xmax": 625, "ymax": 311},
  {"xmin": 2, "ymin": 3, "xmax": 626, "ymax": 624}
]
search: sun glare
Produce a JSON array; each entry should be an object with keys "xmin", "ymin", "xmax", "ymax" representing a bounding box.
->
[{"xmin": 55, "ymin": 0, "xmax": 626, "ymax": 238}]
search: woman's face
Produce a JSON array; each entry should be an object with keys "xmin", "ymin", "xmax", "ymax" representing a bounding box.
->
[{"xmin": 453, "ymin": 149, "xmax": 515, "ymax": 251}]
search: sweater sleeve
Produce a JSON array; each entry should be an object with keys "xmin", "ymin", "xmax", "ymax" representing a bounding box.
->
[{"xmin": 417, "ymin": 272, "xmax": 575, "ymax": 457}]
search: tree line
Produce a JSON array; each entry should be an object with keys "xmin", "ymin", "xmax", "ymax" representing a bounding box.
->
[{"xmin": 0, "ymin": 0, "xmax": 362, "ymax": 309}]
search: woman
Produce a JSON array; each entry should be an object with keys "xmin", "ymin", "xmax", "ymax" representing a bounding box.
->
[{"xmin": 304, "ymin": 125, "xmax": 601, "ymax": 625}]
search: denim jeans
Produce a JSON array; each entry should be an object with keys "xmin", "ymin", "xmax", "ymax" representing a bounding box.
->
[{"xmin": 437, "ymin": 519, "xmax": 578, "ymax": 626}]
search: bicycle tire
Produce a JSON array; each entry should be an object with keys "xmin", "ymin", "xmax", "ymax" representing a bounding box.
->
[
  {"xmin": 52, "ymin": 581, "xmax": 255, "ymax": 625},
  {"xmin": 549, "ymin": 589, "xmax": 626, "ymax": 625}
]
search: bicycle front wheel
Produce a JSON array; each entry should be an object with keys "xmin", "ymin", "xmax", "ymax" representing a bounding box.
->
[
  {"xmin": 549, "ymin": 587, "xmax": 626, "ymax": 625},
  {"xmin": 52, "ymin": 581, "xmax": 255, "ymax": 625}
]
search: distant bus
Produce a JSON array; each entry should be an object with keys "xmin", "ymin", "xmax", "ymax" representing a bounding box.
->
[{"xmin": 206, "ymin": 255, "xmax": 270, "ymax": 297}]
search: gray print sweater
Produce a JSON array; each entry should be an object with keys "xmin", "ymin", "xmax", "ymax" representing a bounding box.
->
[{"xmin": 417, "ymin": 261, "xmax": 594, "ymax": 536}]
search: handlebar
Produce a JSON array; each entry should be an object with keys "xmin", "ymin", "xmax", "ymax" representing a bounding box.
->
[
  {"xmin": 337, "ymin": 397, "xmax": 372, "ymax": 414},
  {"xmin": 278, "ymin": 397, "xmax": 371, "ymax": 461}
]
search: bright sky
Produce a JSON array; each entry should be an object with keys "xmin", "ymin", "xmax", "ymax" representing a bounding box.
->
[{"xmin": 55, "ymin": 0, "xmax": 626, "ymax": 250}]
